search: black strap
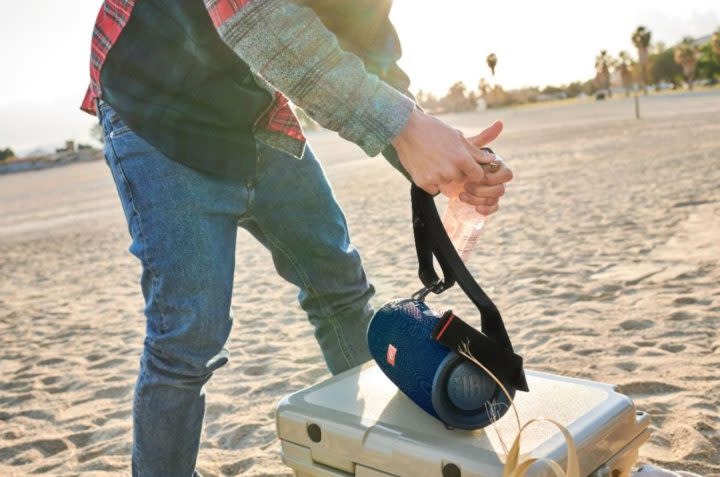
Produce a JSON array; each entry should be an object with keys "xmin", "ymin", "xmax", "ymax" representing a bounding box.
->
[
  {"xmin": 433, "ymin": 311, "xmax": 529, "ymax": 391},
  {"xmin": 411, "ymin": 184, "xmax": 528, "ymax": 391}
]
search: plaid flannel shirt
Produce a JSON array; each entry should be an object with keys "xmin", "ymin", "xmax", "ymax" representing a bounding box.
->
[
  {"xmin": 82, "ymin": 0, "xmax": 415, "ymax": 179},
  {"xmin": 81, "ymin": 0, "xmax": 304, "ymax": 144}
]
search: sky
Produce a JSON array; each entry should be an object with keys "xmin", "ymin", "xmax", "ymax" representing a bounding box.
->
[{"xmin": 1, "ymin": 0, "xmax": 718, "ymax": 155}]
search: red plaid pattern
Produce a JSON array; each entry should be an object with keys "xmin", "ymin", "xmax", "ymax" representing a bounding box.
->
[
  {"xmin": 257, "ymin": 92, "xmax": 306, "ymax": 142},
  {"xmin": 204, "ymin": 0, "xmax": 251, "ymax": 27},
  {"xmin": 81, "ymin": 0, "xmax": 136, "ymax": 115},
  {"xmin": 82, "ymin": 0, "xmax": 305, "ymax": 143}
]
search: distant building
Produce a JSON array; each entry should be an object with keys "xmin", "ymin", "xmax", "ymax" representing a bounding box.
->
[
  {"xmin": 56, "ymin": 140, "xmax": 75, "ymax": 154},
  {"xmin": 536, "ymin": 92, "xmax": 567, "ymax": 102}
]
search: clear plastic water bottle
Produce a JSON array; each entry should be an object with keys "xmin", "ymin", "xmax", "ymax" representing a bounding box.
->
[
  {"xmin": 442, "ymin": 197, "xmax": 486, "ymax": 261},
  {"xmin": 441, "ymin": 155, "xmax": 501, "ymax": 261}
]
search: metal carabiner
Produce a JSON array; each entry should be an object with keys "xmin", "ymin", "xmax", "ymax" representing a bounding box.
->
[{"xmin": 411, "ymin": 279, "xmax": 446, "ymax": 302}]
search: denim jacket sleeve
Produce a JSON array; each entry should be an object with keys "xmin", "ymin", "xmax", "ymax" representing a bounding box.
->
[{"xmin": 204, "ymin": 0, "xmax": 415, "ymax": 157}]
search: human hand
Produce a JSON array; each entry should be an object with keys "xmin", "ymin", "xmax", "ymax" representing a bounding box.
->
[
  {"xmin": 457, "ymin": 132, "xmax": 514, "ymax": 216},
  {"xmin": 391, "ymin": 109, "xmax": 500, "ymax": 195},
  {"xmin": 457, "ymin": 152, "xmax": 513, "ymax": 216},
  {"xmin": 431, "ymin": 120, "xmax": 512, "ymax": 216}
]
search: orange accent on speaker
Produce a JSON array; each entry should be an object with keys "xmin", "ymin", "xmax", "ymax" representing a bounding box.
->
[{"xmin": 387, "ymin": 344, "xmax": 397, "ymax": 366}]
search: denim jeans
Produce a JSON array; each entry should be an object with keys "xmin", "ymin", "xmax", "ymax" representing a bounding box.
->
[{"xmin": 98, "ymin": 102, "xmax": 373, "ymax": 477}]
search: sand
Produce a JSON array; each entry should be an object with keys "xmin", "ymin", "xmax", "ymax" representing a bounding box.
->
[{"xmin": 1, "ymin": 91, "xmax": 719, "ymax": 476}]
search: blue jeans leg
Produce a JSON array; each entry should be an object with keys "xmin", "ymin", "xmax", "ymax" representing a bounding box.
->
[
  {"xmin": 100, "ymin": 101, "xmax": 374, "ymax": 476},
  {"xmin": 243, "ymin": 142, "xmax": 374, "ymax": 375},
  {"xmin": 100, "ymin": 103, "xmax": 245, "ymax": 477}
]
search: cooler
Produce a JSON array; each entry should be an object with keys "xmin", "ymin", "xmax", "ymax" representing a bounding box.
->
[{"xmin": 275, "ymin": 364, "xmax": 650, "ymax": 477}]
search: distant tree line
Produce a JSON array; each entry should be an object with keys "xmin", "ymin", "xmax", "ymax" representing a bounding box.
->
[
  {"xmin": 416, "ymin": 27, "xmax": 720, "ymax": 112},
  {"xmin": 415, "ymin": 82, "xmax": 479, "ymax": 113},
  {"xmin": 0, "ymin": 147, "xmax": 15, "ymax": 162},
  {"xmin": 416, "ymin": 79, "xmax": 597, "ymax": 113}
]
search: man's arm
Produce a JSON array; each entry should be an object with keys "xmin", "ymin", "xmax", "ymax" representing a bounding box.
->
[
  {"xmin": 304, "ymin": 0, "xmax": 411, "ymax": 94},
  {"xmin": 205, "ymin": 0, "xmax": 414, "ymax": 157},
  {"xmin": 205, "ymin": 0, "xmax": 497, "ymax": 197}
]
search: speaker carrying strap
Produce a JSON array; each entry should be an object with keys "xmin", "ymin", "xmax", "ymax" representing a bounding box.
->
[{"xmin": 411, "ymin": 183, "xmax": 528, "ymax": 391}]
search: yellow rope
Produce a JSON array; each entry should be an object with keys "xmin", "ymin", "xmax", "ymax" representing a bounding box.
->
[{"xmin": 457, "ymin": 343, "xmax": 580, "ymax": 477}]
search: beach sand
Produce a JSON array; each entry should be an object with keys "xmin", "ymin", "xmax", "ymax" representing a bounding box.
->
[{"xmin": 1, "ymin": 92, "xmax": 719, "ymax": 476}]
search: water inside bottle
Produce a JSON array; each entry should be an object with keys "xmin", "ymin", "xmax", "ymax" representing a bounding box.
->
[{"xmin": 443, "ymin": 200, "xmax": 485, "ymax": 261}]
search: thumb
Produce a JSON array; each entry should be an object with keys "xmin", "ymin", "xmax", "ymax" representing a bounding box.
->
[{"xmin": 468, "ymin": 120, "xmax": 504, "ymax": 148}]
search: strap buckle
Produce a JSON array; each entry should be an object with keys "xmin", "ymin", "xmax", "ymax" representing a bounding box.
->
[{"xmin": 412, "ymin": 279, "xmax": 448, "ymax": 301}]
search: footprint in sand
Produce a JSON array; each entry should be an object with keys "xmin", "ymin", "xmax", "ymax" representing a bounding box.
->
[
  {"xmin": 1, "ymin": 393, "xmax": 35, "ymax": 406},
  {"xmin": 618, "ymin": 381, "xmax": 683, "ymax": 396},
  {"xmin": 93, "ymin": 385, "xmax": 132, "ymax": 400},
  {"xmin": 616, "ymin": 345, "xmax": 638, "ymax": 355},
  {"xmin": 85, "ymin": 353, "xmax": 104, "ymax": 363},
  {"xmin": 88, "ymin": 358, "xmax": 126, "ymax": 370},
  {"xmin": 574, "ymin": 348, "xmax": 604, "ymax": 356},
  {"xmin": 619, "ymin": 319, "xmax": 655, "ymax": 330},
  {"xmin": 104, "ymin": 409, "xmax": 132, "ymax": 421},
  {"xmin": 669, "ymin": 311, "xmax": 694, "ymax": 321},
  {"xmin": 634, "ymin": 340, "xmax": 657, "ymax": 347},
  {"xmin": 220, "ymin": 457, "xmax": 254, "ymax": 475},
  {"xmin": 673, "ymin": 296, "xmax": 698, "ymax": 305},
  {"xmin": 694, "ymin": 421, "xmax": 720, "ymax": 449},
  {"xmin": 660, "ymin": 343, "xmax": 687, "ymax": 353},
  {"xmin": 36, "ymin": 358, "xmax": 65, "ymax": 367},
  {"xmin": 41, "ymin": 376, "xmax": 60, "ymax": 386},
  {"xmin": 215, "ymin": 424, "xmax": 262, "ymax": 450},
  {"xmin": 30, "ymin": 462, "xmax": 64, "ymax": 474},
  {"xmin": 689, "ymin": 401, "xmax": 717, "ymax": 412},
  {"xmin": 649, "ymin": 433, "xmax": 672, "ymax": 448},
  {"xmin": 615, "ymin": 361, "xmax": 639, "ymax": 372},
  {"xmin": 68, "ymin": 431, "xmax": 94, "ymax": 448},
  {"xmin": 2, "ymin": 381, "xmax": 33, "ymax": 392},
  {"xmin": 17, "ymin": 410, "xmax": 55, "ymax": 422},
  {"xmin": 244, "ymin": 365, "xmax": 267, "ymax": 376},
  {"xmin": 0, "ymin": 439, "xmax": 69, "ymax": 461}
]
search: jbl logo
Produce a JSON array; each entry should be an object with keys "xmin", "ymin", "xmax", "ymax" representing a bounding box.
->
[{"xmin": 386, "ymin": 344, "xmax": 397, "ymax": 366}]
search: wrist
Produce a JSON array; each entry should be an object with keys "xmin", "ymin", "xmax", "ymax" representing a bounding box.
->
[{"xmin": 391, "ymin": 106, "xmax": 421, "ymax": 150}]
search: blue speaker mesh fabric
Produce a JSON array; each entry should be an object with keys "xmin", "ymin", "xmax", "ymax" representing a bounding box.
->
[{"xmin": 367, "ymin": 299, "xmax": 450, "ymax": 418}]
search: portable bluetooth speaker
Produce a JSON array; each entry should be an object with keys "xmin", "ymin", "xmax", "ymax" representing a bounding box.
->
[
  {"xmin": 367, "ymin": 299, "xmax": 515, "ymax": 429},
  {"xmin": 367, "ymin": 182, "xmax": 528, "ymax": 430}
]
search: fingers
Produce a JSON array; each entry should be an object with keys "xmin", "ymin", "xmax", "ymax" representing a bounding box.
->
[
  {"xmin": 460, "ymin": 195, "xmax": 499, "ymax": 207},
  {"xmin": 459, "ymin": 184, "xmax": 505, "ymax": 204},
  {"xmin": 415, "ymin": 152, "xmax": 475, "ymax": 195},
  {"xmin": 483, "ymin": 162, "xmax": 513, "ymax": 186},
  {"xmin": 467, "ymin": 120, "xmax": 504, "ymax": 148},
  {"xmin": 475, "ymin": 203, "xmax": 499, "ymax": 216},
  {"xmin": 392, "ymin": 111, "xmax": 508, "ymax": 200},
  {"xmin": 457, "ymin": 138, "xmax": 488, "ymax": 183},
  {"xmin": 419, "ymin": 182, "xmax": 440, "ymax": 196},
  {"xmin": 464, "ymin": 138, "xmax": 495, "ymax": 164},
  {"xmin": 457, "ymin": 155, "xmax": 487, "ymax": 183}
]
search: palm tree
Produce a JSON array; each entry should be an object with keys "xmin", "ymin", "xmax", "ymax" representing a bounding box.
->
[
  {"xmin": 595, "ymin": 50, "xmax": 612, "ymax": 97},
  {"xmin": 617, "ymin": 51, "xmax": 635, "ymax": 96},
  {"xmin": 674, "ymin": 37, "xmax": 700, "ymax": 90},
  {"xmin": 712, "ymin": 29, "xmax": 720, "ymax": 58},
  {"xmin": 486, "ymin": 53, "xmax": 497, "ymax": 77},
  {"xmin": 632, "ymin": 26, "xmax": 652, "ymax": 94},
  {"xmin": 478, "ymin": 78, "xmax": 490, "ymax": 97}
]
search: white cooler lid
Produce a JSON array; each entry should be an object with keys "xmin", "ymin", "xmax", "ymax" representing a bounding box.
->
[{"xmin": 277, "ymin": 364, "xmax": 649, "ymax": 476}]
